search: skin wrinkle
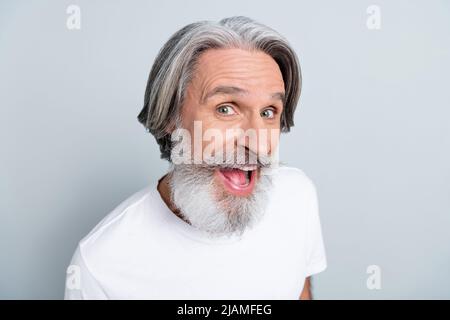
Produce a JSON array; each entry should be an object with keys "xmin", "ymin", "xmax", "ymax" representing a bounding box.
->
[{"xmin": 201, "ymin": 85, "xmax": 286, "ymax": 107}]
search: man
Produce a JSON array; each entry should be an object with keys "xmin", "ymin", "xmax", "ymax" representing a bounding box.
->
[{"xmin": 65, "ymin": 16, "xmax": 327, "ymax": 300}]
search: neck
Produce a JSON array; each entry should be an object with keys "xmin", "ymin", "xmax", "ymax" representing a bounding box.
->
[{"xmin": 157, "ymin": 173, "xmax": 191, "ymax": 225}]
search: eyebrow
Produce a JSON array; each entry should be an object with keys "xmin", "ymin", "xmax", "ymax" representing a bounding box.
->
[{"xmin": 200, "ymin": 85, "xmax": 285, "ymax": 105}]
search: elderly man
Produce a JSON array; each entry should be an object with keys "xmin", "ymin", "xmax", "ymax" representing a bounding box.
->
[{"xmin": 65, "ymin": 16, "xmax": 327, "ymax": 300}]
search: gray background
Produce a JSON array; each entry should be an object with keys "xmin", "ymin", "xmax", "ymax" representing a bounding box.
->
[{"xmin": 1, "ymin": 0, "xmax": 449, "ymax": 299}]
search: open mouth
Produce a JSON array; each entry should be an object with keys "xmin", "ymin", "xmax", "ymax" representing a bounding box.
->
[{"xmin": 214, "ymin": 166, "xmax": 258, "ymax": 197}]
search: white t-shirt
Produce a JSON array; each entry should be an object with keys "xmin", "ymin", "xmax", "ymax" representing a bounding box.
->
[{"xmin": 64, "ymin": 166, "xmax": 327, "ymax": 299}]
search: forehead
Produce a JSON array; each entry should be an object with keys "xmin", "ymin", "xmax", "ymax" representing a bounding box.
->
[{"xmin": 191, "ymin": 48, "xmax": 285, "ymax": 100}]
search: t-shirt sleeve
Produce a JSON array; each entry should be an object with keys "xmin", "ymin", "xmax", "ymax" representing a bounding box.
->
[
  {"xmin": 64, "ymin": 244, "xmax": 108, "ymax": 300},
  {"xmin": 304, "ymin": 180, "xmax": 327, "ymax": 277}
]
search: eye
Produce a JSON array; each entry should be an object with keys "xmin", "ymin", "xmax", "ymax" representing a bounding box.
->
[
  {"xmin": 260, "ymin": 108, "xmax": 275, "ymax": 119},
  {"xmin": 216, "ymin": 105, "xmax": 237, "ymax": 116}
]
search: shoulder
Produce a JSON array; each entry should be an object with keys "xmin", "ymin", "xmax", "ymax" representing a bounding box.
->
[
  {"xmin": 264, "ymin": 165, "xmax": 319, "ymax": 220},
  {"xmin": 81, "ymin": 185, "xmax": 153, "ymax": 244},
  {"xmin": 271, "ymin": 165, "xmax": 317, "ymax": 196},
  {"xmin": 74, "ymin": 184, "xmax": 157, "ymax": 266},
  {"xmin": 66, "ymin": 184, "xmax": 166, "ymax": 295}
]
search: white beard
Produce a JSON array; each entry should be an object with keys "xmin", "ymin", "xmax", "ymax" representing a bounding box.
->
[{"xmin": 168, "ymin": 164, "xmax": 273, "ymax": 237}]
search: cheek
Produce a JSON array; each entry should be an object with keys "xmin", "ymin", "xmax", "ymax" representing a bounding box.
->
[
  {"xmin": 182, "ymin": 107, "xmax": 219, "ymax": 132},
  {"xmin": 258, "ymin": 126, "xmax": 281, "ymax": 155},
  {"xmin": 180, "ymin": 116, "xmax": 229, "ymax": 160},
  {"xmin": 180, "ymin": 106, "xmax": 196, "ymax": 129},
  {"xmin": 200, "ymin": 127, "xmax": 230, "ymax": 156}
]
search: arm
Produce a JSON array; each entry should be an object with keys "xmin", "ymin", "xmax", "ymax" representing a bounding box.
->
[
  {"xmin": 65, "ymin": 245, "xmax": 108, "ymax": 300},
  {"xmin": 299, "ymin": 178, "xmax": 327, "ymax": 300},
  {"xmin": 299, "ymin": 276, "xmax": 312, "ymax": 300}
]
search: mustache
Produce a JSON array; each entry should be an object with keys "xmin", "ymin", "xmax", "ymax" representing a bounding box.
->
[{"xmin": 192, "ymin": 147, "xmax": 274, "ymax": 170}]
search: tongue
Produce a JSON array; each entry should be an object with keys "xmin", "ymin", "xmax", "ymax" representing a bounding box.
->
[{"xmin": 220, "ymin": 169, "xmax": 247, "ymax": 186}]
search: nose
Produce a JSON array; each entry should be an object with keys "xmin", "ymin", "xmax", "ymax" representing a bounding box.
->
[{"xmin": 237, "ymin": 111, "xmax": 277, "ymax": 159}]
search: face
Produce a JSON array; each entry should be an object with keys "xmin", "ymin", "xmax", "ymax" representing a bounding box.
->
[{"xmin": 169, "ymin": 48, "xmax": 285, "ymax": 236}]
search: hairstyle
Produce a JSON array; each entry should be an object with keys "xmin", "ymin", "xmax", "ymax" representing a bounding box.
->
[{"xmin": 137, "ymin": 16, "xmax": 302, "ymax": 161}]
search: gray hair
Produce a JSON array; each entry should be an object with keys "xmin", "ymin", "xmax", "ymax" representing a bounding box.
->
[{"xmin": 137, "ymin": 16, "xmax": 302, "ymax": 161}]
